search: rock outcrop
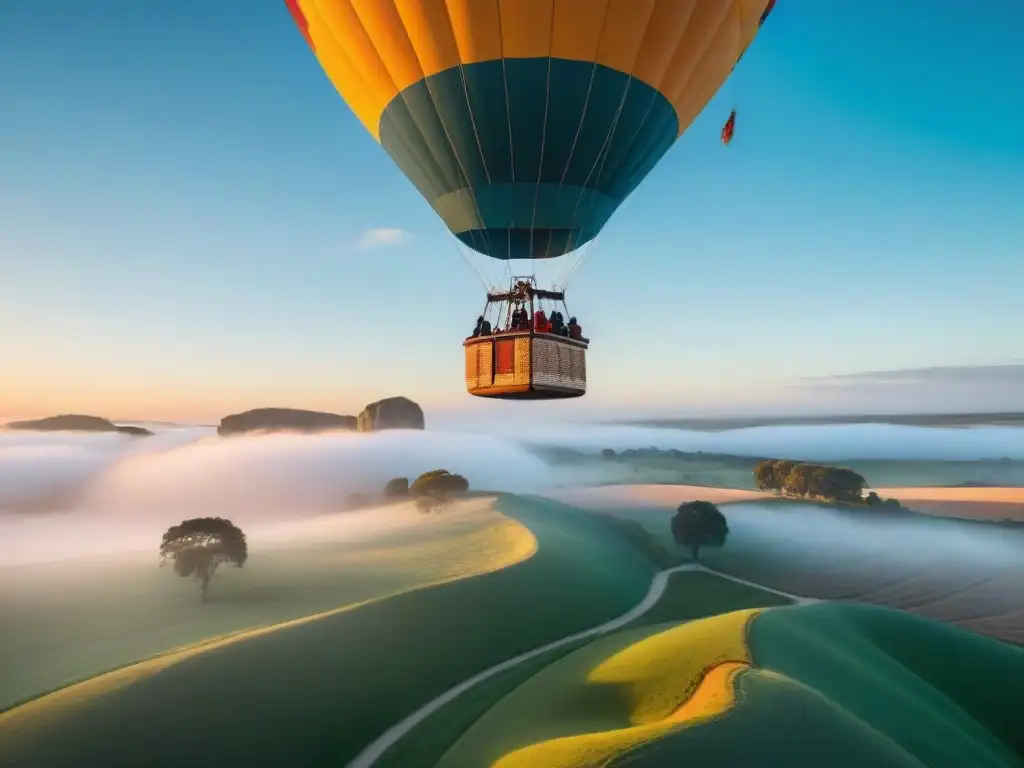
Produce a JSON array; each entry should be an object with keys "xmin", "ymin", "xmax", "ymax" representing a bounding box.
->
[
  {"xmin": 217, "ymin": 408, "xmax": 357, "ymax": 436},
  {"xmin": 4, "ymin": 414, "xmax": 154, "ymax": 436},
  {"xmin": 357, "ymin": 397, "xmax": 425, "ymax": 432}
]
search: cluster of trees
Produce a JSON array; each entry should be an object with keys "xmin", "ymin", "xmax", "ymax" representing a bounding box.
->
[
  {"xmin": 753, "ymin": 459, "xmax": 901, "ymax": 508},
  {"xmin": 671, "ymin": 500, "xmax": 729, "ymax": 562},
  {"xmin": 600, "ymin": 447, "xmax": 745, "ymax": 463},
  {"xmin": 384, "ymin": 469, "xmax": 470, "ymax": 513},
  {"xmin": 753, "ymin": 459, "xmax": 867, "ymax": 503}
]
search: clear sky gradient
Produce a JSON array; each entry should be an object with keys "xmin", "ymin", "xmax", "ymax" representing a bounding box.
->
[{"xmin": 2, "ymin": 1, "xmax": 1022, "ymax": 422}]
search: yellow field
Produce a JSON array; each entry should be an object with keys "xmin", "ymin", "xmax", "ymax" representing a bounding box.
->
[
  {"xmin": 874, "ymin": 486, "xmax": 1024, "ymax": 521},
  {"xmin": 0, "ymin": 501, "xmax": 536, "ymax": 732},
  {"xmin": 442, "ymin": 608, "xmax": 763, "ymax": 768}
]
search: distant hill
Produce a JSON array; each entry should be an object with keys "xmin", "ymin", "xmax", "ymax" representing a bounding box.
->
[
  {"xmin": 217, "ymin": 408, "xmax": 357, "ymax": 436},
  {"xmin": 615, "ymin": 412, "xmax": 1024, "ymax": 431},
  {"xmin": 4, "ymin": 414, "xmax": 154, "ymax": 436},
  {"xmin": 219, "ymin": 398, "xmax": 426, "ymax": 436}
]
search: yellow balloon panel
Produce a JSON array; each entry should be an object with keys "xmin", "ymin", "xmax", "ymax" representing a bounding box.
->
[{"xmin": 291, "ymin": 0, "xmax": 774, "ymax": 140}]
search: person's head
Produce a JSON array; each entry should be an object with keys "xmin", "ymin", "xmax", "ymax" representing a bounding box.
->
[
  {"xmin": 477, "ymin": 315, "xmax": 484, "ymax": 323},
  {"xmin": 569, "ymin": 316, "xmax": 577, "ymax": 325}
]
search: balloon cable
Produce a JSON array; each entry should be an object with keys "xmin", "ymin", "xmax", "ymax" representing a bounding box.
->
[
  {"xmin": 417, "ymin": 42, "xmax": 496, "ymax": 270},
  {"xmin": 528, "ymin": 12, "xmax": 557, "ymax": 270},
  {"xmin": 560, "ymin": 60, "xmax": 636, "ymax": 281},
  {"xmin": 495, "ymin": 0, "xmax": 516, "ymax": 265},
  {"xmin": 539, "ymin": 3, "xmax": 612, "ymax": 263}
]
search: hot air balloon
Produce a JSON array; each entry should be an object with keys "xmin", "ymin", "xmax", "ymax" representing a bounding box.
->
[{"xmin": 284, "ymin": 0, "xmax": 777, "ymax": 400}]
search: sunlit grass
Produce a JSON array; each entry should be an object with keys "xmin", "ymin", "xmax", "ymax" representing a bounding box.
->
[
  {"xmin": 441, "ymin": 609, "xmax": 761, "ymax": 768},
  {"xmin": 0, "ymin": 495, "xmax": 662, "ymax": 767},
  {"xmin": 0, "ymin": 504, "xmax": 536, "ymax": 732}
]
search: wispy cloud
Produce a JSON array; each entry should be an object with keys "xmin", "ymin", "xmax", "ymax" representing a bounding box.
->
[
  {"xmin": 783, "ymin": 363, "xmax": 1024, "ymax": 412},
  {"xmin": 355, "ymin": 227, "xmax": 410, "ymax": 250},
  {"xmin": 797, "ymin": 364, "xmax": 1024, "ymax": 388}
]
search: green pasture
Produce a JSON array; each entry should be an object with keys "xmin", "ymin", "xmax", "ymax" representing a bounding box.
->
[
  {"xmin": 0, "ymin": 501, "xmax": 518, "ymax": 710},
  {"xmin": 0, "ymin": 495, "xmax": 658, "ymax": 768},
  {"xmin": 617, "ymin": 604, "xmax": 1024, "ymax": 768},
  {"xmin": 382, "ymin": 570, "xmax": 791, "ymax": 768}
]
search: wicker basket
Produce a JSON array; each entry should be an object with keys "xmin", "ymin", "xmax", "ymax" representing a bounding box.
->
[{"xmin": 464, "ymin": 331, "xmax": 587, "ymax": 400}]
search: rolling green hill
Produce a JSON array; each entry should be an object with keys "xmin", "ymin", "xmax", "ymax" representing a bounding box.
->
[
  {"xmin": 0, "ymin": 496, "xmax": 659, "ymax": 768},
  {"xmin": 441, "ymin": 603, "xmax": 1024, "ymax": 768}
]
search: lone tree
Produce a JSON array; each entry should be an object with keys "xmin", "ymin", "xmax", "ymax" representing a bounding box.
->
[
  {"xmin": 671, "ymin": 501, "xmax": 729, "ymax": 563},
  {"xmin": 159, "ymin": 517, "xmax": 248, "ymax": 601},
  {"xmin": 410, "ymin": 469, "xmax": 469, "ymax": 513}
]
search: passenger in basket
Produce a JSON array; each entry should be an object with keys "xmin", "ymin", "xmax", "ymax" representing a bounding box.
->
[
  {"xmin": 533, "ymin": 309, "xmax": 550, "ymax": 333},
  {"xmin": 568, "ymin": 316, "xmax": 582, "ymax": 340},
  {"xmin": 471, "ymin": 316, "xmax": 484, "ymax": 337},
  {"xmin": 549, "ymin": 311, "xmax": 565, "ymax": 337},
  {"xmin": 511, "ymin": 306, "xmax": 528, "ymax": 330},
  {"xmin": 480, "ymin": 317, "xmax": 492, "ymax": 335}
]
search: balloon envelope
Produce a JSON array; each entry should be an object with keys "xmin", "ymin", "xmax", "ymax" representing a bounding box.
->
[{"xmin": 286, "ymin": 0, "xmax": 776, "ymax": 260}]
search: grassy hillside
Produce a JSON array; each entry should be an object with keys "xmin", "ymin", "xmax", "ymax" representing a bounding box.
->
[
  {"xmin": 744, "ymin": 603, "xmax": 1024, "ymax": 765},
  {"xmin": 0, "ymin": 496, "xmax": 660, "ymax": 768},
  {"xmin": 382, "ymin": 569, "xmax": 791, "ymax": 768},
  {"xmin": 620, "ymin": 604, "xmax": 1024, "ymax": 767},
  {"xmin": 0, "ymin": 500, "xmax": 531, "ymax": 710},
  {"xmin": 441, "ymin": 603, "xmax": 1024, "ymax": 768},
  {"xmin": 439, "ymin": 609, "xmax": 762, "ymax": 768}
]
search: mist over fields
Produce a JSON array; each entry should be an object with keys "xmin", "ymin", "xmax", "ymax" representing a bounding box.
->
[
  {"xmin": 502, "ymin": 422, "xmax": 1024, "ymax": 461},
  {"xmin": 2, "ymin": 423, "xmax": 1023, "ymax": 565}
]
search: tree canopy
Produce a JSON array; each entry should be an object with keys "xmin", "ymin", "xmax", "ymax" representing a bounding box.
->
[
  {"xmin": 159, "ymin": 517, "xmax": 248, "ymax": 601},
  {"xmin": 409, "ymin": 469, "xmax": 469, "ymax": 512},
  {"xmin": 753, "ymin": 459, "xmax": 866, "ymax": 503},
  {"xmin": 671, "ymin": 501, "xmax": 729, "ymax": 562},
  {"xmin": 410, "ymin": 469, "xmax": 469, "ymax": 497},
  {"xmin": 383, "ymin": 477, "xmax": 410, "ymax": 499}
]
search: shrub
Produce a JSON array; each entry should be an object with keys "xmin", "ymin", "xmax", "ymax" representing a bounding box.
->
[{"xmin": 384, "ymin": 477, "xmax": 410, "ymax": 498}]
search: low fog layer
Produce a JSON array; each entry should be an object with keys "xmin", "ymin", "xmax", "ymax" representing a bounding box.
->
[
  {"xmin": 706, "ymin": 501, "xmax": 1024, "ymax": 641},
  {"xmin": 721, "ymin": 501, "xmax": 1024, "ymax": 571},
  {"xmin": 503, "ymin": 423, "xmax": 1024, "ymax": 461},
  {"xmin": 0, "ymin": 429, "xmax": 554, "ymax": 564},
  {"xmin": 3, "ymin": 422, "xmax": 1023, "ymax": 565}
]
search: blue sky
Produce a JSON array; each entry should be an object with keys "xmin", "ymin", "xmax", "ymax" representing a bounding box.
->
[{"xmin": 2, "ymin": 1, "xmax": 1022, "ymax": 422}]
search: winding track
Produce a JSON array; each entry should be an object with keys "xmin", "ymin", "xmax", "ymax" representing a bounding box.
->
[{"xmin": 347, "ymin": 563, "xmax": 814, "ymax": 768}]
